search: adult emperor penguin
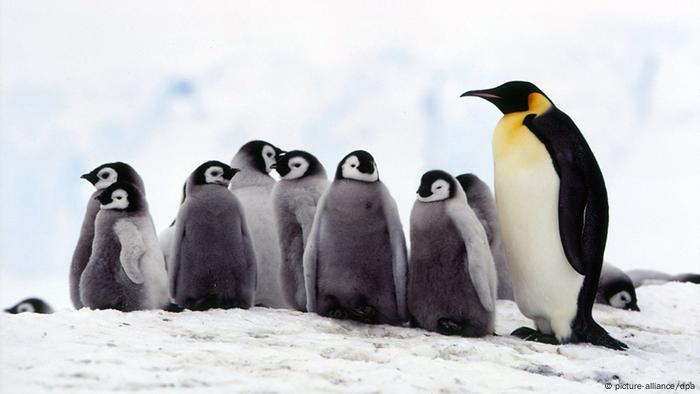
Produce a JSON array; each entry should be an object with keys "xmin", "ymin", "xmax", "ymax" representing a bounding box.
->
[
  {"xmin": 4, "ymin": 298, "xmax": 54, "ymax": 314},
  {"xmin": 462, "ymin": 81, "xmax": 627, "ymax": 350},
  {"xmin": 71, "ymin": 162, "xmax": 145, "ymax": 309},
  {"xmin": 304, "ymin": 150, "xmax": 408, "ymax": 325},
  {"xmin": 456, "ymin": 173, "xmax": 513, "ymax": 300},
  {"xmin": 169, "ymin": 161, "xmax": 257, "ymax": 310},
  {"xmin": 80, "ymin": 181, "xmax": 169, "ymax": 311},
  {"xmin": 271, "ymin": 150, "xmax": 329, "ymax": 311},
  {"xmin": 596, "ymin": 262, "xmax": 639, "ymax": 311},
  {"xmin": 408, "ymin": 170, "xmax": 497, "ymax": 336},
  {"xmin": 229, "ymin": 140, "xmax": 288, "ymax": 308}
]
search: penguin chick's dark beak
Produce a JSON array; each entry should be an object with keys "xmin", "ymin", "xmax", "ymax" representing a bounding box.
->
[
  {"xmin": 625, "ymin": 303, "xmax": 640, "ymax": 312},
  {"xmin": 269, "ymin": 163, "xmax": 277, "ymax": 170},
  {"xmin": 417, "ymin": 186, "xmax": 432, "ymax": 198},
  {"xmin": 224, "ymin": 167, "xmax": 240, "ymax": 180}
]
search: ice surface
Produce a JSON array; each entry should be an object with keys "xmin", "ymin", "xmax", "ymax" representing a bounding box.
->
[{"xmin": 2, "ymin": 283, "xmax": 698, "ymax": 393}]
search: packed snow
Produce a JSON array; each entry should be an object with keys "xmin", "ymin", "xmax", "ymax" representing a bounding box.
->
[{"xmin": 1, "ymin": 283, "xmax": 698, "ymax": 393}]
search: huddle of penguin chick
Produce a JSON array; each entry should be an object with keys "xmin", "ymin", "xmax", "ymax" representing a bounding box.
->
[{"xmin": 68, "ymin": 141, "xmax": 504, "ymax": 338}]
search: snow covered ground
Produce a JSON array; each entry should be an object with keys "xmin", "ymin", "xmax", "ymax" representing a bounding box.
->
[{"xmin": 1, "ymin": 283, "xmax": 698, "ymax": 393}]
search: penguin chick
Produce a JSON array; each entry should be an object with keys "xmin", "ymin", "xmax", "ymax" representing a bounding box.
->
[
  {"xmin": 627, "ymin": 269, "xmax": 700, "ymax": 287},
  {"xmin": 71, "ymin": 162, "xmax": 145, "ymax": 309},
  {"xmin": 456, "ymin": 173, "xmax": 513, "ymax": 300},
  {"xmin": 271, "ymin": 150, "xmax": 329, "ymax": 311},
  {"xmin": 170, "ymin": 161, "xmax": 257, "ymax": 311},
  {"xmin": 4, "ymin": 298, "xmax": 54, "ymax": 314},
  {"xmin": 80, "ymin": 181, "xmax": 169, "ymax": 311},
  {"xmin": 230, "ymin": 140, "xmax": 289, "ymax": 309},
  {"xmin": 597, "ymin": 262, "xmax": 639, "ymax": 311},
  {"xmin": 304, "ymin": 150, "xmax": 408, "ymax": 325},
  {"xmin": 408, "ymin": 170, "xmax": 497, "ymax": 336},
  {"xmin": 462, "ymin": 81, "xmax": 627, "ymax": 350}
]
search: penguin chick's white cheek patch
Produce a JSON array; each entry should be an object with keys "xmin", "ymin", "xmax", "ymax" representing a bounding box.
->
[
  {"xmin": 94, "ymin": 167, "xmax": 118, "ymax": 190},
  {"xmin": 17, "ymin": 303, "xmax": 34, "ymax": 313},
  {"xmin": 418, "ymin": 179, "xmax": 450, "ymax": 202},
  {"xmin": 283, "ymin": 157, "xmax": 309, "ymax": 180},
  {"xmin": 609, "ymin": 291, "xmax": 631, "ymax": 308},
  {"xmin": 101, "ymin": 189, "xmax": 129, "ymax": 210},
  {"xmin": 205, "ymin": 166, "xmax": 227, "ymax": 185},
  {"xmin": 262, "ymin": 145, "xmax": 276, "ymax": 173},
  {"xmin": 342, "ymin": 156, "xmax": 378, "ymax": 182}
]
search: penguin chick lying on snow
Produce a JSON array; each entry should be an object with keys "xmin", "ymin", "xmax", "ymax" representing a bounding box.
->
[
  {"xmin": 4, "ymin": 298, "xmax": 54, "ymax": 314},
  {"xmin": 596, "ymin": 262, "xmax": 639, "ymax": 311}
]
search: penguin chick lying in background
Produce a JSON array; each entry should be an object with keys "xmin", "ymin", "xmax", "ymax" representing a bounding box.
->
[
  {"xmin": 169, "ymin": 161, "xmax": 257, "ymax": 311},
  {"xmin": 4, "ymin": 298, "xmax": 54, "ymax": 314},
  {"xmin": 627, "ymin": 269, "xmax": 700, "ymax": 288},
  {"xmin": 596, "ymin": 262, "xmax": 639, "ymax": 311},
  {"xmin": 271, "ymin": 150, "xmax": 329, "ymax": 311},
  {"xmin": 80, "ymin": 182, "xmax": 170, "ymax": 311},
  {"xmin": 408, "ymin": 170, "xmax": 497, "ymax": 337}
]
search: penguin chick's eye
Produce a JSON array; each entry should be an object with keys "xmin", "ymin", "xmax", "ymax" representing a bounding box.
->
[
  {"xmin": 293, "ymin": 163, "xmax": 301, "ymax": 168},
  {"xmin": 211, "ymin": 171, "xmax": 220, "ymax": 176},
  {"xmin": 267, "ymin": 152, "xmax": 273, "ymax": 157},
  {"xmin": 436, "ymin": 186, "xmax": 442, "ymax": 189},
  {"xmin": 351, "ymin": 164, "xmax": 356, "ymax": 168},
  {"xmin": 116, "ymin": 196, "xmax": 123, "ymax": 200},
  {"xmin": 100, "ymin": 173, "xmax": 109, "ymax": 179}
]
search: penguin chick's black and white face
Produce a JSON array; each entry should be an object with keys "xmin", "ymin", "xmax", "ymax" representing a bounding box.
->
[
  {"xmin": 191, "ymin": 160, "xmax": 239, "ymax": 187},
  {"xmin": 416, "ymin": 170, "xmax": 456, "ymax": 203},
  {"xmin": 81, "ymin": 162, "xmax": 139, "ymax": 190},
  {"xmin": 335, "ymin": 150, "xmax": 378, "ymax": 182},
  {"xmin": 274, "ymin": 150, "xmax": 322, "ymax": 180},
  {"xmin": 604, "ymin": 281, "xmax": 640, "ymax": 311},
  {"xmin": 4, "ymin": 298, "xmax": 53, "ymax": 314},
  {"xmin": 461, "ymin": 81, "xmax": 547, "ymax": 114},
  {"xmin": 238, "ymin": 140, "xmax": 285, "ymax": 174},
  {"xmin": 96, "ymin": 181, "xmax": 144, "ymax": 212}
]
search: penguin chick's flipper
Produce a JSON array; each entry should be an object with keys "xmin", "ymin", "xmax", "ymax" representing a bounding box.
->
[
  {"xmin": 351, "ymin": 305, "xmax": 379, "ymax": 324},
  {"xmin": 511, "ymin": 327, "xmax": 560, "ymax": 345},
  {"xmin": 114, "ymin": 220, "xmax": 147, "ymax": 284},
  {"xmin": 164, "ymin": 303, "xmax": 184, "ymax": 313},
  {"xmin": 572, "ymin": 323, "xmax": 628, "ymax": 351}
]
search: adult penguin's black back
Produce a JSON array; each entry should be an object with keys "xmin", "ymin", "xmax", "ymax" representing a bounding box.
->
[{"xmin": 462, "ymin": 81, "xmax": 627, "ymax": 350}]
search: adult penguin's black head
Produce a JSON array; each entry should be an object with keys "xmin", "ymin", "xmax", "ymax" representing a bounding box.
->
[
  {"xmin": 273, "ymin": 150, "xmax": 325, "ymax": 180},
  {"xmin": 461, "ymin": 81, "xmax": 548, "ymax": 114},
  {"xmin": 237, "ymin": 140, "xmax": 286, "ymax": 174},
  {"xmin": 190, "ymin": 160, "xmax": 239, "ymax": 187},
  {"xmin": 95, "ymin": 181, "xmax": 146, "ymax": 213},
  {"xmin": 80, "ymin": 162, "xmax": 145, "ymax": 192},
  {"xmin": 335, "ymin": 150, "xmax": 378, "ymax": 182},
  {"xmin": 416, "ymin": 170, "xmax": 457, "ymax": 203},
  {"xmin": 4, "ymin": 298, "xmax": 54, "ymax": 314}
]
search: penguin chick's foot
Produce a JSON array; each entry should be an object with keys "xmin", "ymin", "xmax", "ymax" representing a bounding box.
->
[
  {"xmin": 573, "ymin": 323, "xmax": 628, "ymax": 351},
  {"xmin": 511, "ymin": 326, "xmax": 559, "ymax": 345},
  {"xmin": 351, "ymin": 305, "xmax": 378, "ymax": 324},
  {"xmin": 326, "ymin": 308, "xmax": 350, "ymax": 320},
  {"xmin": 437, "ymin": 318, "xmax": 464, "ymax": 336}
]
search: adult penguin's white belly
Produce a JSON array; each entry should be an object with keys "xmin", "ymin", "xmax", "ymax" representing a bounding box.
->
[{"xmin": 493, "ymin": 111, "xmax": 584, "ymax": 339}]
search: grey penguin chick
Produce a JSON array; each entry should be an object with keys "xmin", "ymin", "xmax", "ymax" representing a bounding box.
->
[
  {"xmin": 456, "ymin": 173, "xmax": 513, "ymax": 300},
  {"xmin": 230, "ymin": 140, "xmax": 288, "ymax": 308},
  {"xmin": 596, "ymin": 262, "xmax": 639, "ymax": 311},
  {"xmin": 71, "ymin": 162, "xmax": 145, "ymax": 309},
  {"xmin": 170, "ymin": 161, "xmax": 257, "ymax": 311},
  {"xmin": 627, "ymin": 269, "xmax": 700, "ymax": 288},
  {"xmin": 80, "ymin": 182, "xmax": 169, "ymax": 311},
  {"xmin": 271, "ymin": 150, "xmax": 329, "ymax": 311},
  {"xmin": 304, "ymin": 150, "xmax": 408, "ymax": 325},
  {"xmin": 408, "ymin": 170, "xmax": 497, "ymax": 336},
  {"xmin": 4, "ymin": 298, "xmax": 54, "ymax": 314}
]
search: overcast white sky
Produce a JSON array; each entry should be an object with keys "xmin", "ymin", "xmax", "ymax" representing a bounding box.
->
[{"xmin": 1, "ymin": 1, "xmax": 699, "ymax": 308}]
